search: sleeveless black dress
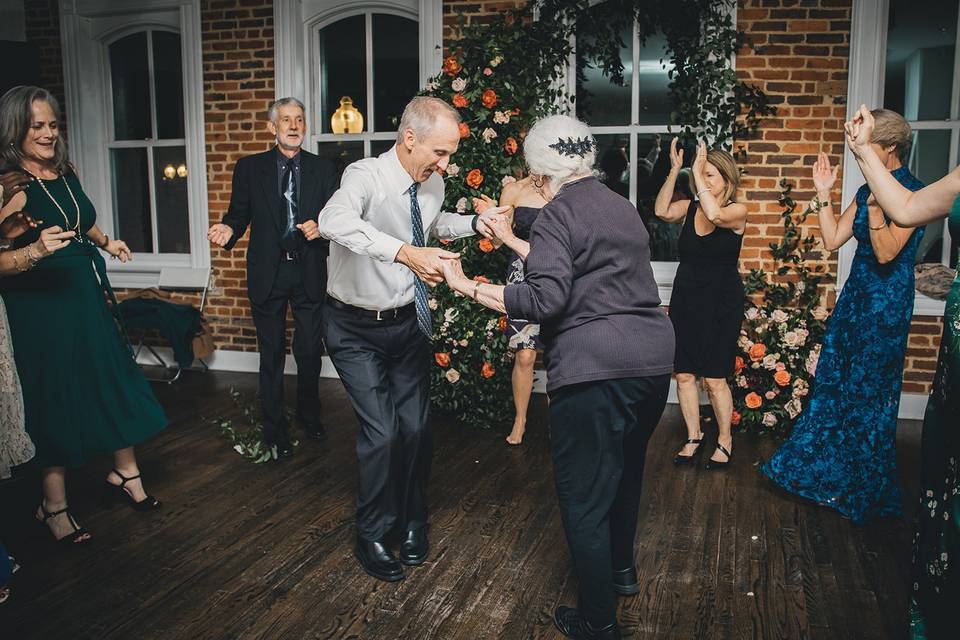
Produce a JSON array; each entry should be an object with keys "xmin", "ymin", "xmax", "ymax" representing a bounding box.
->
[
  {"xmin": 505, "ymin": 206, "xmax": 543, "ymax": 351},
  {"xmin": 669, "ymin": 200, "xmax": 744, "ymax": 377}
]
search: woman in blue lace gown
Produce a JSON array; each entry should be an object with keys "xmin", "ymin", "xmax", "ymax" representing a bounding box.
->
[
  {"xmin": 762, "ymin": 109, "xmax": 924, "ymax": 524},
  {"xmin": 843, "ymin": 104, "xmax": 960, "ymax": 640}
]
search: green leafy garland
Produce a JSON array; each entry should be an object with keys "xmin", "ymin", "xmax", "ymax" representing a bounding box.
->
[{"xmin": 423, "ymin": 3, "xmax": 773, "ymax": 429}]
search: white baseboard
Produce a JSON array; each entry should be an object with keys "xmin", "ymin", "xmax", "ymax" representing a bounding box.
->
[{"xmin": 138, "ymin": 347, "xmax": 930, "ymax": 420}]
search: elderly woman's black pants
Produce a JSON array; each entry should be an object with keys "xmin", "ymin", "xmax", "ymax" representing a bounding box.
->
[{"xmin": 548, "ymin": 374, "xmax": 670, "ymax": 629}]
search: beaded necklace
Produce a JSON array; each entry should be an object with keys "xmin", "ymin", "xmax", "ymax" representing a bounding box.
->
[{"xmin": 21, "ymin": 168, "xmax": 83, "ymax": 241}]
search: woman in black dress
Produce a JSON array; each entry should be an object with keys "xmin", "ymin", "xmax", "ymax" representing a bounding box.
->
[{"xmin": 655, "ymin": 139, "xmax": 746, "ymax": 469}]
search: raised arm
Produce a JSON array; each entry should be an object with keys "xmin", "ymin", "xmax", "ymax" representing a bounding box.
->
[
  {"xmin": 811, "ymin": 152, "xmax": 854, "ymax": 251},
  {"xmin": 691, "ymin": 141, "xmax": 747, "ymax": 231},
  {"xmin": 654, "ymin": 137, "xmax": 690, "ymax": 223},
  {"xmin": 847, "ymin": 104, "xmax": 960, "ymax": 226}
]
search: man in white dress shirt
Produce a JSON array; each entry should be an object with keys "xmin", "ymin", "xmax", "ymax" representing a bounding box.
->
[{"xmin": 318, "ymin": 96, "xmax": 500, "ymax": 582}]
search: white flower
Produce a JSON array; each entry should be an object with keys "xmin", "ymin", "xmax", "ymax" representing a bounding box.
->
[
  {"xmin": 444, "ymin": 308, "xmax": 459, "ymax": 322},
  {"xmin": 426, "ymin": 80, "xmax": 439, "ymax": 91},
  {"xmin": 482, "ymin": 127, "xmax": 497, "ymax": 143},
  {"xmin": 762, "ymin": 412, "xmax": 777, "ymax": 427},
  {"xmin": 736, "ymin": 375, "xmax": 748, "ymax": 388},
  {"xmin": 745, "ymin": 307, "xmax": 760, "ymax": 321},
  {"xmin": 445, "ymin": 369, "xmax": 461, "ymax": 383},
  {"xmin": 762, "ymin": 354, "xmax": 778, "ymax": 370},
  {"xmin": 501, "ymin": 176, "xmax": 517, "ymax": 186},
  {"xmin": 493, "ymin": 110, "xmax": 511, "ymax": 124},
  {"xmin": 783, "ymin": 331, "xmax": 800, "ymax": 349},
  {"xmin": 771, "ymin": 309, "xmax": 788, "ymax": 323},
  {"xmin": 451, "ymin": 77, "xmax": 467, "ymax": 92},
  {"xmin": 456, "ymin": 197, "xmax": 468, "ymax": 213},
  {"xmin": 446, "ymin": 163, "xmax": 460, "ymax": 177},
  {"xmin": 737, "ymin": 335, "xmax": 753, "ymax": 350},
  {"xmin": 490, "ymin": 55, "xmax": 503, "ymax": 67},
  {"xmin": 428, "ymin": 298, "xmax": 438, "ymax": 310},
  {"xmin": 459, "ymin": 339, "xmax": 469, "ymax": 347},
  {"xmin": 805, "ymin": 345, "xmax": 821, "ymax": 376},
  {"xmin": 785, "ymin": 399, "xmax": 802, "ymax": 419}
]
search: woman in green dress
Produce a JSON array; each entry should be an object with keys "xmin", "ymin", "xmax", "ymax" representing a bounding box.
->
[
  {"xmin": 0, "ymin": 86, "xmax": 167, "ymax": 545},
  {"xmin": 845, "ymin": 104, "xmax": 960, "ymax": 640}
]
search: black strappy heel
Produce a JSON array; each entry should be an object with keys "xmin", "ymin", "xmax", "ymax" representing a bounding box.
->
[
  {"xmin": 36, "ymin": 503, "xmax": 91, "ymax": 545},
  {"xmin": 104, "ymin": 469, "xmax": 161, "ymax": 511},
  {"xmin": 673, "ymin": 437, "xmax": 704, "ymax": 465},
  {"xmin": 703, "ymin": 442, "xmax": 732, "ymax": 470}
]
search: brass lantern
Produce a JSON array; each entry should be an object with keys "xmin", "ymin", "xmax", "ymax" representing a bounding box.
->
[{"xmin": 331, "ymin": 96, "xmax": 364, "ymax": 134}]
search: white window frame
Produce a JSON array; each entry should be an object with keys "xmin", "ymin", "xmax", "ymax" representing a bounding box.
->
[
  {"xmin": 564, "ymin": 4, "xmax": 737, "ymax": 304},
  {"xmin": 59, "ymin": 0, "xmax": 209, "ymax": 289},
  {"xmin": 844, "ymin": 0, "xmax": 960, "ymax": 316}
]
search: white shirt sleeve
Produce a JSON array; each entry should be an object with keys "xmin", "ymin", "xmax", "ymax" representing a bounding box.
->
[
  {"xmin": 317, "ymin": 163, "xmax": 406, "ymax": 263},
  {"xmin": 431, "ymin": 212, "xmax": 477, "ymax": 241}
]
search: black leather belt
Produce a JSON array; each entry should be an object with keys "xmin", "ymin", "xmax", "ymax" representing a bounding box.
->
[{"xmin": 327, "ymin": 297, "xmax": 415, "ymax": 321}]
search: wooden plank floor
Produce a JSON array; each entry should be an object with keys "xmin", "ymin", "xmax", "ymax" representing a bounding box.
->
[{"xmin": 0, "ymin": 370, "xmax": 920, "ymax": 639}]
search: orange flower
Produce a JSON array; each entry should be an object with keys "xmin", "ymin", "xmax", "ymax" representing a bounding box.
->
[
  {"xmin": 774, "ymin": 370, "xmax": 791, "ymax": 387},
  {"xmin": 734, "ymin": 356, "xmax": 745, "ymax": 374},
  {"xmin": 745, "ymin": 392, "xmax": 763, "ymax": 409},
  {"xmin": 748, "ymin": 343, "xmax": 766, "ymax": 362},
  {"xmin": 481, "ymin": 89, "xmax": 497, "ymax": 109},
  {"xmin": 458, "ymin": 122, "xmax": 470, "ymax": 138},
  {"xmin": 498, "ymin": 316, "xmax": 508, "ymax": 332},
  {"xmin": 435, "ymin": 352, "xmax": 451, "ymax": 367},
  {"xmin": 452, "ymin": 93, "xmax": 468, "ymax": 108},
  {"xmin": 466, "ymin": 168, "xmax": 484, "ymax": 189},
  {"xmin": 473, "ymin": 275, "xmax": 490, "ymax": 284},
  {"xmin": 478, "ymin": 238, "xmax": 494, "ymax": 253},
  {"xmin": 503, "ymin": 137, "xmax": 518, "ymax": 155},
  {"xmin": 731, "ymin": 410, "xmax": 742, "ymax": 426},
  {"xmin": 443, "ymin": 56, "xmax": 462, "ymax": 76},
  {"xmin": 481, "ymin": 362, "xmax": 496, "ymax": 378}
]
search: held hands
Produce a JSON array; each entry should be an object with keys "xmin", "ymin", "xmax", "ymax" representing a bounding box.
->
[
  {"xmin": 812, "ymin": 152, "xmax": 839, "ymax": 193},
  {"xmin": 844, "ymin": 104, "xmax": 874, "ymax": 155},
  {"xmin": 472, "ymin": 194, "xmax": 497, "ymax": 215},
  {"xmin": 208, "ymin": 223, "xmax": 234, "ymax": 247},
  {"xmin": 396, "ymin": 244, "xmax": 461, "ymax": 287},
  {"xmin": 440, "ymin": 258, "xmax": 469, "ymax": 291},
  {"xmin": 296, "ymin": 219, "xmax": 321, "ymax": 241},
  {"xmin": 475, "ymin": 205, "xmax": 512, "ymax": 240},
  {"xmin": 104, "ymin": 238, "xmax": 133, "ymax": 262}
]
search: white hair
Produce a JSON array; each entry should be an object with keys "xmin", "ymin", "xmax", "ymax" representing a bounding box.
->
[
  {"xmin": 523, "ymin": 114, "xmax": 596, "ymax": 188},
  {"xmin": 268, "ymin": 97, "xmax": 305, "ymax": 122},
  {"xmin": 396, "ymin": 96, "xmax": 461, "ymax": 143}
]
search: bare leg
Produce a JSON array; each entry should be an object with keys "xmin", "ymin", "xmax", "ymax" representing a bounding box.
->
[
  {"xmin": 703, "ymin": 377, "xmax": 734, "ymax": 462},
  {"xmin": 675, "ymin": 373, "xmax": 704, "ymax": 456},
  {"xmin": 508, "ymin": 349, "xmax": 537, "ymax": 445},
  {"xmin": 36, "ymin": 467, "xmax": 91, "ymax": 542},
  {"xmin": 107, "ymin": 447, "xmax": 149, "ymax": 502}
]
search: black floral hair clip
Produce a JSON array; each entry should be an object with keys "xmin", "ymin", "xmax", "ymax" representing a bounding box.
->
[{"xmin": 549, "ymin": 136, "xmax": 594, "ymax": 158}]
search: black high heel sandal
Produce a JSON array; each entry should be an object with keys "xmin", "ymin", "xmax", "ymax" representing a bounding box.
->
[
  {"xmin": 104, "ymin": 469, "xmax": 161, "ymax": 511},
  {"xmin": 36, "ymin": 503, "xmax": 91, "ymax": 545},
  {"xmin": 673, "ymin": 437, "xmax": 704, "ymax": 465},
  {"xmin": 703, "ymin": 443, "xmax": 732, "ymax": 470}
]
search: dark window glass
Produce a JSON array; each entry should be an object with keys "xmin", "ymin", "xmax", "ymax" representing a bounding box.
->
[
  {"xmin": 372, "ymin": 14, "xmax": 418, "ymax": 132},
  {"xmin": 317, "ymin": 140, "xmax": 364, "ymax": 182},
  {"xmin": 319, "ymin": 15, "xmax": 367, "ymax": 134},
  {"xmin": 111, "ymin": 148, "xmax": 152, "ymax": 252},
  {"xmin": 110, "ymin": 32, "xmax": 151, "ymax": 140},
  {"xmin": 153, "ymin": 146, "xmax": 190, "ymax": 253},
  {"xmin": 153, "ymin": 31, "xmax": 185, "ymax": 139}
]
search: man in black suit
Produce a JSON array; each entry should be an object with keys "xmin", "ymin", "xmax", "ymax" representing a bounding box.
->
[{"xmin": 208, "ymin": 97, "xmax": 337, "ymax": 457}]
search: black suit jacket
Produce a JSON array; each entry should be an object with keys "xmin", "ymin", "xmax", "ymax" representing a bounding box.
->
[{"xmin": 221, "ymin": 148, "xmax": 338, "ymax": 304}]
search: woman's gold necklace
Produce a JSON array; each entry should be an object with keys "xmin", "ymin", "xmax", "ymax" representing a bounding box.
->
[{"xmin": 22, "ymin": 168, "xmax": 83, "ymax": 241}]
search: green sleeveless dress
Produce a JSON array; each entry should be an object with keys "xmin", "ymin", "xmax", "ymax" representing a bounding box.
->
[
  {"xmin": 910, "ymin": 194, "xmax": 960, "ymax": 640},
  {"xmin": 0, "ymin": 173, "xmax": 166, "ymax": 467}
]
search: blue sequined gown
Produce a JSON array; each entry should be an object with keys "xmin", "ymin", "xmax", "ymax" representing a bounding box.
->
[{"xmin": 762, "ymin": 166, "xmax": 924, "ymax": 524}]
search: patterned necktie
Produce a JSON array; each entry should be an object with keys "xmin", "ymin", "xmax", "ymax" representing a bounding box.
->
[
  {"xmin": 281, "ymin": 158, "xmax": 298, "ymax": 250},
  {"xmin": 407, "ymin": 182, "xmax": 433, "ymax": 339}
]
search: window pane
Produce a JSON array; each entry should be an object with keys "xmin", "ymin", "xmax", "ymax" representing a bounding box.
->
[
  {"xmin": 372, "ymin": 14, "xmax": 418, "ymax": 132},
  {"xmin": 596, "ymin": 134, "xmax": 632, "ymax": 200},
  {"xmin": 111, "ymin": 148, "xmax": 152, "ymax": 252},
  {"xmin": 110, "ymin": 32, "xmax": 151, "ymax": 140},
  {"xmin": 639, "ymin": 134, "xmax": 684, "ymax": 262},
  {"xmin": 370, "ymin": 139, "xmax": 394, "ymax": 158},
  {"xmin": 154, "ymin": 146, "xmax": 190, "ymax": 253},
  {"xmin": 576, "ymin": 19, "xmax": 632, "ymax": 126},
  {"xmin": 884, "ymin": 0, "xmax": 958, "ymax": 120},
  {"xmin": 319, "ymin": 15, "xmax": 367, "ymax": 134},
  {"xmin": 153, "ymin": 31, "xmax": 185, "ymax": 140},
  {"xmin": 909, "ymin": 129, "xmax": 953, "ymax": 264},
  {"xmin": 317, "ymin": 140, "xmax": 364, "ymax": 182},
  {"xmin": 636, "ymin": 33, "xmax": 674, "ymax": 125}
]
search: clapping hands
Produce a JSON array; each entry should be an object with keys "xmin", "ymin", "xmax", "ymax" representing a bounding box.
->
[
  {"xmin": 844, "ymin": 104, "xmax": 874, "ymax": 155},
  {"xmin": 812, "ymin": 152, "xmax": 839, "ymax": 192}
]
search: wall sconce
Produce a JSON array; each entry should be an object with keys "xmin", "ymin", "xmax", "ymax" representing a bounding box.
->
[
  {"xmin": 331, "ymin": 96, "xmax": 364, "ymax": 134},
  {"xmin": 163, "ymin": 164, "xmax": 176, "ymax": 180},
  {"xmin": 176, "ymin": 164, "xmax": 188, "ymax": 178}
]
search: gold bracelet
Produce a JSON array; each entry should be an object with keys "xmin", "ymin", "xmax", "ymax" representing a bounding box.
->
[
  {"xmin": 26, "ymin": 243, "xmax": 41, "ymax": 263},
  {"xmin": 869, "ymin": 222, "xmax": 887, "ymax": 231},
  {"xmin": 472, "ymin": 280, "xmax": 481, "ymax": 300}
]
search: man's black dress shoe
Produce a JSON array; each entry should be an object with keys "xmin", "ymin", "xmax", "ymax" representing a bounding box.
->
[
  {"xmin": 612, "ymin": 566, "xmax": 640, "ymax": 596},
  {"xmin": 264, "ymin": 432, "xmax": 294, "ymax": 458},
  {"xmin": 553, "ymin": 606, "xmax": 622, "ymax": 640},
  {"xmin": 296, "ymin": 414, "xmax": 327, "ymax": 441},
  {"xmin": 354, "ymin": 536, "xmax": 405, "ymax": 582},
  {"xmin": 399, "ymin": 528, "xmax": 429, "ymax": 566}
]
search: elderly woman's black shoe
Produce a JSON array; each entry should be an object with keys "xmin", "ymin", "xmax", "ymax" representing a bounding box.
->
[
  {"xmin": 703, "ymin": 443, "xmax": 732, "ymax": 470},
  {"xmin": 673, "ymin": 437, "xmax": 703, "ymax": 465}
]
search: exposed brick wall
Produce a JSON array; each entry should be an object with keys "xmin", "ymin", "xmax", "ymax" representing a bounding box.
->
[
  {"xmin": 443, "ymin": 1, "xmax": 526, "ymax": 44},
  {"xmin": 23, "ymin": 0, "xmax": 64, "ymax": 125}
]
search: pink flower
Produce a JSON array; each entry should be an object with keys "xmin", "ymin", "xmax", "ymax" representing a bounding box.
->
[
  {"xmin": 771, "ymin": 309, "xmax": 788, "ymax": 323},
  {"xmin": 762, "ymin": 412, "xmax": 778, "ymax": 427},
  {"xmin": 483, "ymin": 67, "xmax": 493, "ymax": 76},
  {"xmin": 764, "ymin": 391, "xmax": 777, "ymax": 400}
]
